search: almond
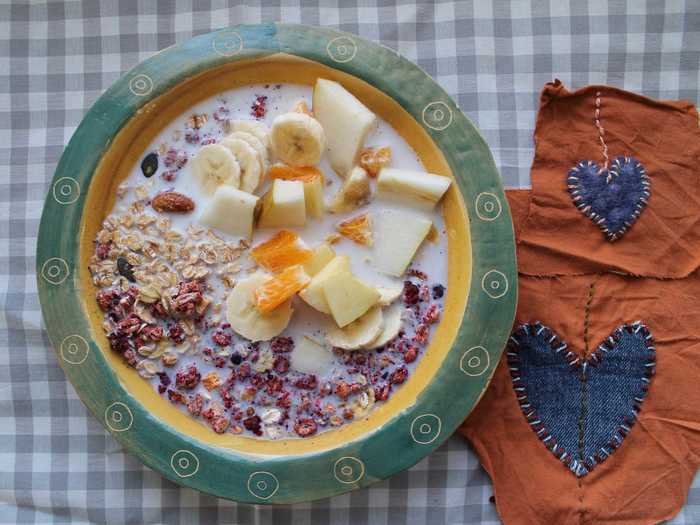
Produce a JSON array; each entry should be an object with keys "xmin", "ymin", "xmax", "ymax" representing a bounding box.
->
[{"xmin": 151, "ymin": 191, "xmax": 195, "ymax": 213}]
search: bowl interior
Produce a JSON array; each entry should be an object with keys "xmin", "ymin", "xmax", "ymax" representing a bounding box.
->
[{"xmin": 79, "ymin": 54, "xmax": 472, "ymax": 455}]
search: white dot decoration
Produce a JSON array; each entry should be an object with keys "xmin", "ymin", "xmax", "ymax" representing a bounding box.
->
[
  {"xmin": 326, "ymin": 36, "xmax": 358, "ymax": 63},
  {"xmin": 333, "ymin": 456, "xmax": 365, "ymax": 484},
  {"xmin": 128, "ymin": 74, "xmax": 153, "ymax": 97},
  {"xmin": 52, "ymin": 177, "xmax": 81, "ymax": 205},
  {"xmin": 104, "ymin": 402, "xmax": 133, "ymax": 432},
  {"xmin": 422, "ymin": 101, "xmax": 453, "ymax": 131},
  {"xmin": 460, "ymin": 346, "xmax": 490, "ymax": 377},
  {"xmin": 247, "ymin": 471, "xmax": 279, "ymax": 500},
  {"xmin": 60, "ymin": 334, "xmax": 90, "ymax": 365},
  {"xmin": 212, "ymin": 30, "xmax": 243, "ymax": 57},
  {"xmin": 40, "ymin": 257, "xmax": 70, "ymax": 285},
  {"xmin": 481, "ymin": 269, "xmax": 509, "ymax": 299},
  {"xmin": 475, "ymin": 192, "xmax": 503, "ymax": 221},
  {"xmin": 410, "ymin": 414, "xmax": 442, "ymax": 445},
  {"xmin": 170, "ymin": 450, "xmax": 200, "ymax": 478}
]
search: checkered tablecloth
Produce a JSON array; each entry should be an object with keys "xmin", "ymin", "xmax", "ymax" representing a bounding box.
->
[{"xmin": 2, "ymin": 1, "xmax": 699, "ymax": 523}]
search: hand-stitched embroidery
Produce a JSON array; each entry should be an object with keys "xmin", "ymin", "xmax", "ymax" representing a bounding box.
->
[
  {"xmin": 507, "ymin": 321, "xmax": 655, "ymax": 477},
  {"xmin": 566, "ymin": 92, "xmax": 651, "ymax": 241}
]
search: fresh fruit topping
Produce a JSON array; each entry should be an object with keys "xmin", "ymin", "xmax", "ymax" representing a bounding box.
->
[
  {"xmin": 303, "ymin": 243, "xmax": 335, "ymax": 276},
  {"xmin": 199, "ymin": 186, "xmax": 259, "ymax": 239},
  {"xmin": 230, "ymin": 119, "xmax": 271, "ymax": 153},
  {"xmin": 292, "ymin": 100, "xmax": 313, "ymax": 116},
  {"xmin": 376, "ymin": 168, "xmax": 451, "ymax": 210},
  {"xmin": 328, "ymin": 166, "xmax": 371, "ymax": 213},
  {"xmin": 258, "ymin": 179, "xmax": 306, "ymax": 228},
  {"xmin": 255, "ymin": 265, "xmax": 311, "ymax": 314},
  {"xmin": 376, "ymin": 284, "xmax": 403, "ymax": 306},
  {"xmin": 190, "ymin": 143, "xmax": 241, "ymax": 194},
  {"xmin": 251, "ymin": 230, "xmax": 313, "ymax": 273},
  {"xmin": 268, "ymin": 164, "xmax": 323, "ymax": 182},
  {"xmin": 220, "ymin": 136, "xmax": 263, "ymax": 193},
  {"xmin": 227, "ymin": 130, "xmax": 268, "ymax": 177},
  {"xmin": 226, "ymin": 273, "xmax": 293, "ymax": 341},
  {"xmin": 151, "ymin": 191, "xmax": 195, "ymax": 213},
  {"xmin": 322, "ymin": 271, "xmax": 380, "ymax": 327},
  {"xmin": 270, "ymin": 112, "xmax": 325, "ymax": 167},
  {"xmin": 290, "ymin": 336, "xmax": 334, "ymax": 376},
  {"xmin": 363, "ymin": 303, "xmax": 402, "ymax": 349},
  {"xmin": 141, "ymin": 152, "xmax": 158, "ymax": 178},
  {"xmin": 298, "ymin": 255, "xmax": 350, "ymax": 314},
  {"xmin": 359, "ymin": 146, "xmax": 391, "ymax": 177},
  {"xmin": 313, "ymin": 78, "xmax": 377, "ymax": 177},
  {"xmin": 336, "ymin": 212, "xmax": 373, "ymax": 246},
  {"xmin": 373, "ymin": 209, "xmax": 432, "ymax": 276},
  {"xmin": 326, "ymin": 305, "xmax": 383, "ymax": 349}
]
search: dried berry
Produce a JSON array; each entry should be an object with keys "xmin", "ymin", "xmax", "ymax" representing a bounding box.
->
[
  {"xmin": 151, "ymin": 191, "xmax": 195, "ymax": 213},
  {"xmin": 403, "ymin": 281, "xmax": 420, "ymax": 306},
  {"xmin": 270, "ymin": 336, "xmax": 294, "ymax": 353},
  {"xmin": 432, "ymin": 284, "xmax": 445, "ymax": 299},
  {"xmin": 294, "ymin": 417, "xmax": 317, "ymax": 437},
  {"xmin": 230, "ymin": 352, "xmax": 242, "ymax": 365},
  {"xmin": 175, "ymin": 364, "xmax": 201, "ymax": 390},
  {"xmin": 390, "ymin": 366, "xmax": 408, "ymax": 385},
  {"xmin": 117, "ymin": 257, "xmax": 136, "ymax": 282},
  {"xmin": 212, "ymin": 330, "xmax": 232, "ymax": 347},
  {"xmin": 186, "ymin": 393, "xmax": 204, "ymax": 416},
  {"xmin": 243, "ymin": 415, "xmax": 263, "ymax": 436},
  {"xmin": 140, "ymin": 152, "xmax": 158, "ymax": 178}
]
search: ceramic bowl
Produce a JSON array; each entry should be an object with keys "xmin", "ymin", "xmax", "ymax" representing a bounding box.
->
[{"xmin": 36, "ymin": 24, "xmax": 516, "ymax": 503}]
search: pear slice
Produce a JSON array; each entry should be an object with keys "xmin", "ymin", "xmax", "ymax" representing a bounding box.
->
[
  {"xmin": 377, "ymin": 168, "xmax": 451, "ymax": 210},
  {"xmin": 377, "ymin": 284, "xmax": 403, "ymax": 306},
  {"xmin": 290, "ymin": 336, "xmax": 335, "ymax": 375},
  {"xmin": 322, "ymin": 271, "xmax": 380, "ymax": 327},
  {"xmin": 299, "ymin": 255, "xmax": 350, "ymax": 314},
  {"xmin": 326, "ymin": 306, "xmax": 383, "ymax": 350},
  {"xmin": 258, "ymin": 179, "xmax": 306, "ymax": 228},
  {"xmin": 303, "ymin": 243, "xmax": 336, "ymax": 276},
  {"xmin": 198, "ymin": 186, "xmax": 259, "ymax": 239},
  {"xmin": 303, "ymin": 174, "xmax": 325, "ymax": 218},
  {"xmin": 363, "ymin": 304, "xmax": 403, "ymax": 349},
  {"xmin": 313, "ymin": 78, "xmax": 377, "ymax": 177},
  {"xmin": 328, "ymin": 166, "xmax": 371, "ymax": 213},
  {"xmin": 373, "ymin": 209, "xmax": 432, "ymax": 277}
]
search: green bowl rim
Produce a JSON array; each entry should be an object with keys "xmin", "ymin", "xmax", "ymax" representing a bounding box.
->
[{"xmin": 36, "ymin": 23, "xmax": 516, "ymax": 504}]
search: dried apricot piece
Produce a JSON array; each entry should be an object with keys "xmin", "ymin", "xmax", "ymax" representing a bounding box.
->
[
  {"xmin": 251, "ymin": 230, "xmax": 313, "ymax": 273},
  {"xmin": 292, "ymin": 100, "xmax": 313, "ymax": 116},
  {"xmin": 336, "ymin": 213, "xmax": 373, "ymax": 246},
  {"xmin": 255, "ymin": 265, "xmax": 310, "ymax": 313},
  {"xmin": 359, "ymin": 146, "xmax": 392, "ymax": 177},
  {"xmin": 267, "ymin": 163, "xmax": 323, "ymax": 183}
]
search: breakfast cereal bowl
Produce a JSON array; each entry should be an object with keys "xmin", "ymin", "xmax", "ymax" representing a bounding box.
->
[{"xmin": 37, "ymin": 24, "xmax": 516, "ymax": 503}]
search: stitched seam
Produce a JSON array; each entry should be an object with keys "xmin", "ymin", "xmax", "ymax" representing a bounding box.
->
[{"xmin": 594, "ymin": 91, "xmax": 610, "ymax": 172}]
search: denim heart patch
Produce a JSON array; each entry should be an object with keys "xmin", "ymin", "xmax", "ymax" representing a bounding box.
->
[
  {"xmin": 507, "ymin": 321, "xmax": 655, "ymax": 477},
  {"xmin": 567, "ymin": 156, "xmax": 650, "ymax": 241}
]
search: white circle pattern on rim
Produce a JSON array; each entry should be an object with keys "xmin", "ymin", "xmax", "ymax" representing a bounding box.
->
[
  {"xmin": 333, "ymin": 456, "xmax": 365, "ymax": 484},
  {"xmin": 52, "ymin": 177, "xmax": 81, "ymax": 205},
  {"xmin": 104, "ymin": 402, "xmax": 133, "ymax": 432},
  {"xmin": 481, "ymin": 269, "xmax": 509, "ymax": 299},
  {"xmin": 170, "ymin": 449, "xmax": 200, "ymax": 478},
  {"xmin": 410, "ymin": 414, "xmax": 442, "ymax": 445},
  {"xmin": 212, "ymin": 30, "xmax": 244, "ymax": 57},
  {"xmin": 475, "ymin": 192, "xmax": 503, "ymax": 221},
  {"xmin": 247, "ymin": 471, "xmax": 279, "ymax": 500},
  {"xmin": 459, "ymin": 346, "xmax": 490, "ymax": 377},
  {"xmin": 326, "ymin": 36, "xmax": 358, "ymax": 63},
  {"xmin": 40, "ymin": 257, "xmax": 70, "ymax": 285},
  {"xmin": 422, "ymin": 101, "xmax": 453, "ymax": 131},
  {"xmin": 128, "ymin": 74, "xmax": 153, "ymax": 97},
  {"xmin": 60, "ymin": 334, "xmax": 90, "ymax": 365}
]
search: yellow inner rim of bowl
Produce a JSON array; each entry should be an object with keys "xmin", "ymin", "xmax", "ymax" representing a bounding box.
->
[{"xmin": 80, "ymin": 54, "xmax": 471, "ymax": 456}]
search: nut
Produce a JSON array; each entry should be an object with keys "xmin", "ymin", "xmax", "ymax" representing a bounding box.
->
[{"xmin": 151, "ymin": 191, "xmax": 195, "ymax": 213}]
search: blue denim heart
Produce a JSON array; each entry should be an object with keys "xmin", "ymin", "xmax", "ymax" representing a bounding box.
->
[
  {"xmin": 507, "ymin": 321, "xmax": 655, "ymax": 477},
  {"xmin": 567, "ymin": 156, "xmax": 650, "ymax": 241}
]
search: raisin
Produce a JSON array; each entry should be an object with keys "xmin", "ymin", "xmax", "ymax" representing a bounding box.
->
[
  {"xmin": 140, "ymin": 152, "xmax": 158, "ymax": 178},
  {"xmin": 117, "ymin": 257, "xmax": 136, "ymax": 282},
  {"xmin": 432, "ymin": 284, "xmax": 445, "ymax": 299},
  {"xmin": 230, "ymin": 352, "xmax": 242, "ymax": 365}
]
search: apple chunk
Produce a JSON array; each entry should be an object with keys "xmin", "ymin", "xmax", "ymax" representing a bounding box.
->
[
  {"xmin": 258, "ymin": 179, "xmax": 306, "ymax": 228},
  {"xmin": 377, "ymin": 168, "xmax": 451, "ymax": 210},
  {"xmin": 313, "ymin": 78, "xmax": 377, "ymax": 177},
  {"xmin": 303, "ymin": 174, "xmax": 325, "ymax": 218},
  {"xmin": 373, "ymin": 209, "xmax": 432, "ymax": 276},
  {"xmin": 328, "ymin": 166, "xmax": 371, "ymax": 213},
  {"xmin": 303, "ymin": 243, "xmax": 336, "ymax": 276},
  {"xmin": 322, "ymin": 271, "xmax": 380, "ymax": 327},
  {"xmin": 299, "ymin": 255, "xmax": 350, "ymax": 314},
  {"xmin": 198, "ymin": 186, "xmax": 259, "ymax": 239}
]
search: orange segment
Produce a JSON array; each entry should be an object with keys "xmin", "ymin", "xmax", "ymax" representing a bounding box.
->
[
  {"xmin": 293, "ymin": 100, "xmax": 313, "ymax": 116},
  {"xmin": 336, "ymin": 213, "xmax": 373, "ymax": 246},
  {"xmin": 255, "ymin": 265, "xmax": 310, "ymax": 313},
  {"xmin": 360, "ymin": 146, "xmax": 392, "ymax": 177},
  {"xmin": 267, "ymin": 163, "xmax": 324, "ymax": 183},
  {"xmin": 251, "ymin": 230, "xmax": 313, "ymax": 273}
]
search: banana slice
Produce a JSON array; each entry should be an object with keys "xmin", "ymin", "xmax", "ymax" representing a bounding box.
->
[
  {"xmin": 377, "ymin": 284, "xmax": 403, "ymax": 306},
  {"xmin": 326, "ymin": 306, "xmax": 383, "ymax": 350},
  {"xmin": 190, "ymin": 144, "xmax": 240, "ymax": 194},
  {"xmin": 226, "ymin": 273, "xmax": 292, "ymax": 342},
  {"xmin": 231, "ymin": 120, "xmax": 271, "ymax": 154},
  {"xmin": 227, "ymin": 130, "xmax": 268, "ymax": 174},
  {"xmin": 221, "ymin": 137, "xmax": 263, "ymax": 194},
  {"xmin": 363, "ymin": 304, "xmax": 403, "ymax": 349},
  {"xmin": 270, "ymin": 112, "xmax": 325, "ymax": 167}
]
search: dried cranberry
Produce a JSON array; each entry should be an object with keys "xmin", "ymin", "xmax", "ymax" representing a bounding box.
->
[
  {"xmin": 219, "ymin": 388, "xmax": 233, "ymax": 409},
  {"xmin": 432, "ymin": 285, "xmax": 445, "ymax": 299},
  {"xmin": 294, "ymin": 375, "xmax": 317, "ymax": 390},
  {"xmin": 167, "ymin": 389, "xmax": 186, "ymax": 404},
  {"xmin": 160, "ymin": 170, "xmax": 177, "ymax": 182},
  {"xmin": 184, "ymin": 130, "xmax": 200, "ymax": 144},
  {"xmin": 186, "ymin": 393, "xmax": 204, "ymax": 416},
  {"xmin": 335, "ymin": 381, "xmax": 352, "ymax": 400},
  {"xmin": 273, "ymin": 356, "xmax": 289, "ymax": 374},
  {"xmin": 238, "ymin": 362, "xmax": 251, "ymax": 379},
  {"xmin": 175, "ymin": 364, "xmax": 201, "ymax": 390},
  {"xmin": 243, "ymin": 415, "xmax": 263, "ymax": 436},
  {"xmin": 123, "ymin": 349, "xmax": 138, "ymax": 367},
  {"xmin": 143, "ymin": 325, "xmax": 163, "ymax": 341},
  {"xmin": 343, "ymin": 408, "xmax": 354, "ymax": 420},
  {"xmin": 407, "ymin": 268, "xmax": 428, "ymax": 280},
  {"xmin": 212, "ymin": 330, "xmax": 232, "ymax": 347},
  {"xmin": 251, "ymin": 95, "xmax": 268, "ymax": 119},
  {"xmin": 168, "ymin": 323, "xmax": 185, "ymax": 344},
  {"xmin": 276, "ymin": 392, "xmax": 292, "ymax": 408},
  {"xmin": 403, "ymin": 281, "xmax": 420, "ymax": 306},
  {"xmin": 418, "ymin": 285, "xmax": 430, "ymax": 302},
  {"xmin": 171, "ymin": 280, "xmax": 203, "ymax": 317},
  {"xmin": 95, "ymin": 242, "xmax": 112, "ymax": 260},
  {"xmin": 270, "ymin": 336, "xmax": 294, "ymax": 353},
  {"xmin": 294, "ymin": 417, "xmax": 317, "ymax": 437},
  {"xmin": 404, "ymin": 347, "xmax": 418, "ymax": 363},
  {"xmin": 423, "ymin": 304, "xmax": 440, "ymax": 325},
  {"xmin": 374, "ymin": 383, "xmax": 391, "ymax": 401},
  {"xmin": 163, "ymin": 148, "xmax": 187, "ymax": 170},
  {"xmin": 96, "ymin": 289, "xmax": 118, "ymax": 311},
  {"xmin": 150, "ymin": 302, "xmax": 168, "ymax": 319},
  {"xmin": 211, "ymin": 415, "xmax": 230, "ymax": 434},
  {"xmin": 390, "ymin": 366, "xmax": 408, "ymax": 385},
  {"xmin": 116, "ymin": 314, "xmax": 142, "ymax": 336},
  {"xmin": 413, "ymin": 324, "xmax": 429, "ymax": 345}
]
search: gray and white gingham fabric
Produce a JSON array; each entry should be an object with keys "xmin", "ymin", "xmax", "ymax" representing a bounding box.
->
[{"xmin": 1, "ymin": 1, "xmax": 699, "ymax": 523}]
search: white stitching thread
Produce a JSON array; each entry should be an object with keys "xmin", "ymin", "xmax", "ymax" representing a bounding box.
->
[{"xmin": 594, "ymin": 91, "xmax": 610, "ymax": 176}]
